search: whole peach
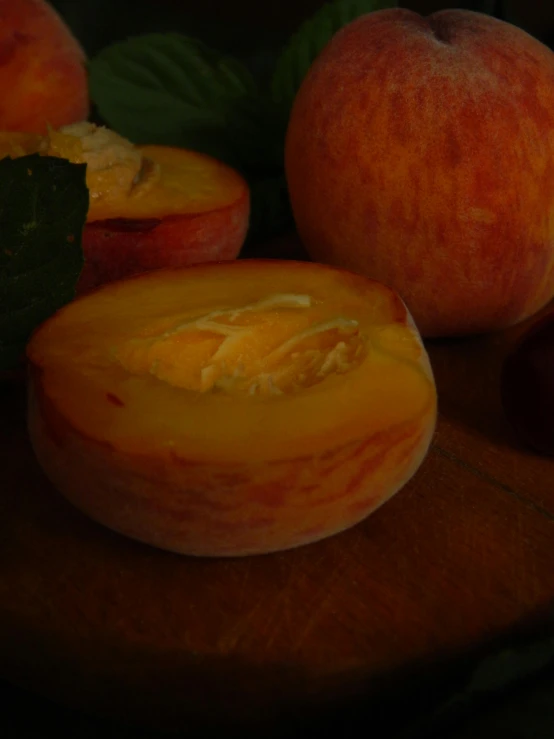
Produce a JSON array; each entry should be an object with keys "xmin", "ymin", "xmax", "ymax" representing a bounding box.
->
[
  {"xmin": 285, "ymin": 9, "xmax": 554, "ymax": 337},
  {"xmin": 0, "ymin": 0, "xmax": 89, "ymax": 133}
]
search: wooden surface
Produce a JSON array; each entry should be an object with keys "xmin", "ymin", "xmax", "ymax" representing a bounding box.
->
[
  {"xmin": 3, "ymin": 1, "xmax": 554, "ymax": 734},
  {"xmin": 1, "ymin": 247, "xmax": 554, "ymax": 732}
]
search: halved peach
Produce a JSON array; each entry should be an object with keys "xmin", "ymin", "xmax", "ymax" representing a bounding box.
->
[
  {"xmin": 26, "ymin": 260, "xmax": 437, "ymax": 556},
  {"xmin": 77, "ymin": 144, "xmax": 250, "ymax": 294},
  {"xmin": 0, "ymin": 124, "xmax": 250, "ymax": 294},
  {"xmin": 45, "ymin": 125, "xmax": 250, "ymax": 294}
]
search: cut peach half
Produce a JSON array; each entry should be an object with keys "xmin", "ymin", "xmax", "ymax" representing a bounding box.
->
[
  {"xmin": 0, "ymin": 124, "xmax": 250, "ymax": 294},
  {"xmin": 26, "ymin": 260, "xmax": 437, "ymax": 556},
  {"xmin": 78, "ymin": 144, "xmax": 250, "ymax": 294}
]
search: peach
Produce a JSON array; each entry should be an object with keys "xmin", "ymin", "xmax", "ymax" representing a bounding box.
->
[
  {"xmin": 78, "ymin": 144, "xmax": 250, "ymax": 294},
  {"xmin": 0, "ymin": 124, "xmax": 250, "ymax": 293},
  {"xmin": 285, "ymin": 9, "xmax": 554, "ymax": 338},
  {"xmin": 26, "ymin": 260, "xmax": 437, "ymax": 557},
  {"xmin": 0, "ymin": 0, "xmax": 89, "ymax": 133},
  {"xmin": 45, "ymin": 123, "xmax": 250, "ymax": 293}
]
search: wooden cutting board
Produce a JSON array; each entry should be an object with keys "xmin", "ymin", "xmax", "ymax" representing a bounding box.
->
[{"xmin": 1, "ymin": 247, "xmax": 554, "ymax": 732}]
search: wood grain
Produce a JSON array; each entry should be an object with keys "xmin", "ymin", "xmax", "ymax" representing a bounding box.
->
[
  {"xmin": 1, "ymin": 264, "xmax": 554, "ymax": 731},
  {"xmin": 429, "ymin": 315, "xmax": 554, "ymax": 517}
]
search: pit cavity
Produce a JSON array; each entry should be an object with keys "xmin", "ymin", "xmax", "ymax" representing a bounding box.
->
[{"xmin": 116, "ymin": 293, "xmax": 366, "ymax": 396}]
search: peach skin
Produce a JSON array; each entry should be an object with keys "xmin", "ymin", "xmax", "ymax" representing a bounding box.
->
[
  {"xmin": 285, "ymin": 9, "xmax": 554, "ymax": 337},
  {"xmin": 26, "ymin": 259, "xmax": 437, "ymax": 557},
  {"xmin": 0, "ymin": 0, "xmax": 89, "ymax": 133}
]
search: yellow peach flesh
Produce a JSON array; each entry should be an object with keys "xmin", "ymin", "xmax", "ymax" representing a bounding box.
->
[
  {"xmin": 42, "ymin": 124, "xmax": 246, "ymax": 220},
  {"xmin": 29, "ymin": 267, "xmax": 434, "ymax": 462}
]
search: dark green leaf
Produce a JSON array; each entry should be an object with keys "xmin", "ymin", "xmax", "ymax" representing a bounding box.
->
[
  {"xmin": 271, "ymin": 0, "xmax": 398, "ymax": 117},
  {"xmin": 0, "ymin": 155, "xmax": 88, "ymax": 372},
  {"xmin": 442, "ymin": 669, "xmax": 554, "ymax": 738},
  {"xmin": 396, "ymin": 634, "xmax": 554, "ymax": 739},
  {"xmin": 88, "ymin": 33, "xmax": 274, "ymax": 169}
]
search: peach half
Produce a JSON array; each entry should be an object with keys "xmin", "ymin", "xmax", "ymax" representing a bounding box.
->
[
  {"xmin": 78, "ymin": 144, "xmax": 250, "ymax": 294},
  {"xmin": 0, "ymin": 124, "xmax": 250, "ymax": 294},
  {"xmin": 26, "ymin": 260, "xmax": 437, "ymax": 556}
]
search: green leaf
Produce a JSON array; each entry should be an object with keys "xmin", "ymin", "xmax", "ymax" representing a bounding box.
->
[
  {"xmin": 88, "ymin": 33, "xmax": 275, "ymax": 169},
  {"xmin": 396, "ymin": 634, "xmax": 554, "ymax": 739},
  {"xmin": 87, "ymin": 1, "xmax": 405, "ymax": 247},
  {"xmin": 271, "ymin": 0, "xmax": 398, "ymax": 116},
  {"xmin": 0, "ymin": 155, "xmax": 88, "ymax": 372}
]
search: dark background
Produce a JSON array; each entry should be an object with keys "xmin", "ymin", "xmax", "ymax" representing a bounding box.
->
[
  {"xmin": 47, "ymin": 0, "xmax": 554, "ymax": 56},
  {"xmin": 4, "ymin": 1, "xmax": 554, "ymax": 737}
]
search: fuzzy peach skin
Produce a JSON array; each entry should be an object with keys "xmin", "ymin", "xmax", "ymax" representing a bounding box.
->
[
  {"xmin": 26, "ymin": 260, "xmax": 437, "ymax": 557},
  {"xmin": 285, "ymin": 9, "xmax": 554, "ymax": 338},
  {"xmin": 0, "ymin": 0, "xmax": 89, "ymax": 133}
]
